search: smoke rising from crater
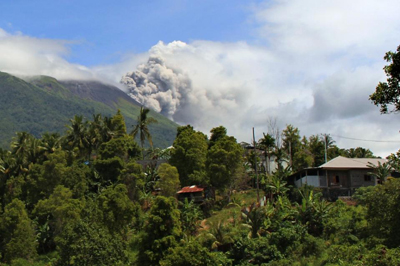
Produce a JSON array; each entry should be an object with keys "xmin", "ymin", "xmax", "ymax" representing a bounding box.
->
[
  {"xmin": 121, "ymin": 52, "xmax": 192, "ymax": 121},
  {"xmin": 120, "ymin": 41, "xmax": 257, "ymax": 130}
]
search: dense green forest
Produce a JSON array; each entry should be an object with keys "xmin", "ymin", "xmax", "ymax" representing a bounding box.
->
[
  {"xmin": 1, "ymin": 108, "xmax": 400, "ymax": 266},
  {"xmin": 0, "ymin": 72, "xmax": 178, "ymax": 149}
]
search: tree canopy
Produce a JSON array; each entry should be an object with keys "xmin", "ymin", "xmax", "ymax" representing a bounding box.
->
[{"xmin": 370, "ymin": 44, "xmax": 400, "ymax": 113}]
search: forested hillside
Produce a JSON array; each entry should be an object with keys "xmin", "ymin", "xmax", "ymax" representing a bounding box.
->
[
  {"xmin": 0, "ymin": 72, "xmax": 178, "ymax": 149},
  {"xmin": 1, "ymin": 111, "xmax": 400, "ymax": 265}
]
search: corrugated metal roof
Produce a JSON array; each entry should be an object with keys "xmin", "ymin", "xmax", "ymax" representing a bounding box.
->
[
  {"xmin": 177, "ymin": 185, "xmax": 204, "ymax": 194},
  {"xmin": 319, "ymin": 156, "xmax": 387, "ymax": 169}
]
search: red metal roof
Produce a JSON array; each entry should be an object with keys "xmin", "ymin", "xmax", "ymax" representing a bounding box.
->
[{"xmin": 177, "ymin": 185, "xmax": 204, "ymax": 194}]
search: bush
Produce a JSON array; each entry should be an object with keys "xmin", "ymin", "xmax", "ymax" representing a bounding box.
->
[{"xmin": 55, "ymin": 220, "xmax": 128, "ymax": 266}]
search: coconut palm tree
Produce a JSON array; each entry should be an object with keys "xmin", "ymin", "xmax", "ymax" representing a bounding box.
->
[
  {"xmin": 368, "ymin": 161, "xmax": 391, "ymax": 183},
  {"xmin": 241, "ymin": 203, "xmax": 268, "ymax": 238},
  {"xmin": 131, "ymin": 107, "xmax": 158, "ymax": 159},
  {"xmin": 0, "ymin": 157, "xmax": 5, "ymax": 174},
  {"xmin": 11, "ymin": 132, "xmax": 42, "ymax": 172},
  {"xmin": 41, "ymin": 133, "xmax": 61, "ymax": 157},
  {"xmin": 200, "ymin": 220, "xmax": 234, "ymax": 251},
  {"xmin": 11, "ymin": 132, "xmax": 31, "ymax": 164},
  {"xmin": 65, "ymin": 115, "xmax": 90, "ymax": 157}
]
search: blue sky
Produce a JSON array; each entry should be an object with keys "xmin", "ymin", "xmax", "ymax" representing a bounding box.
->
[
  {"xmin": 1, "ymin": 0, "xmax": 400, "ymax": 156},
  {"xmin": 0, "ymin": 0, "xmax": 263, "ymax": 65}
]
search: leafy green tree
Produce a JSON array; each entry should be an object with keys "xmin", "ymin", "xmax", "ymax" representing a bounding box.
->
[
  {"xmin": 327, "ymin": 145, "xmax": 342, "ymax": 160},
  {"xmin": 131, "ymin": 106, "xmax": 158, "ymax": 158},
  {"xmin": 323, "ymin": 201, "xmax": 368, "ymax": 244},
  {"xmin": 297, "ymin": 189, "xmax": 334, "ymax": 236},
  {"xmin": 208, "ymin": 126, "xmax": 227, "ymax": 149},
  {"xmin": 97, "ymin": 184, "xmax": 135, "ymax": 234},
  {"xmin": 26, "ymin": 150, "xmax": 89, "ymax": 205},
  {"xmin": 94, "ymin": 156, "xmax": 124, "ymax": 185},
  {"xmin": 360, "ymin": 245, "xmax": 400, "ymax": 266},
  {"xmin": 293, "ymin": 148, "xmax": 314, "ymax": 171},
  {"xmin": 160, "ymin": 241, "xmax": 225, "ymax": 266},
  {"xmin": 206, "ymin": 134, "xmax": 243, "ymax": 191},
  {"xmin": 370, "ymin": 44, "xmax": 400, "ymax": 113},
  {"xmin": 155, "ymin": 163, "xmax": 181, "ymax": 197},
  {"xmin": 55, "ymin": 220, "xmax": 128, "ymax": 266},
  {"xmin": 352, "ymin": 186, "xmax": 376, "ymax": 205},
  {"xmin": 138, "ymin": 196, "xmax": 182, "ymax": 266},
  {"xmin": 387, "ymin": 149, "xmax": 400, "ymax": 171},
  {"xmin": 120, "ymin": 161, "xmax": 145, "ymax": 202},
  {"xmin": 97, "ymin": 135, "xmax": 140, "ymax": 160},
  {"xmin": 229, "ymin": 235, "xmax": 283, "ymax": 265},
  {"xmin": 364, "ymin": 179, "xmax": 400, "ymax": 248},
  {"xmin": 170, "ymin": 125, "xmax": 208, "ymax": 186},
  {"xmin": 110, "ymin": 109, "xmax": 127, "ymax": 138},
  {"xmin": 179, "ymin": 198, "xmax": 203, "ymax": 236},
  {"xmin": 33, "ymin": 186, "xmax": 85, "ymax": 251},
  {"xmin": 0, "ymin": 199, "xmax": 37, "ymax": 263}
]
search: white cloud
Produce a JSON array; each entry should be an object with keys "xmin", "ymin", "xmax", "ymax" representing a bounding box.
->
[{"xmin": 0, "ymin": 29, "xmax": 95, "ymax": 80}]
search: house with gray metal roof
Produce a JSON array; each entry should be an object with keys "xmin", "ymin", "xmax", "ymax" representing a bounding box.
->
[{"xmin": 288, "ymin": 156, "xmax": 389, "ymax": 200}]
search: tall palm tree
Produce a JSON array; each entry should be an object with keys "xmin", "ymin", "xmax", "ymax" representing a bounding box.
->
[
  {"xmin": 11, "ymin": 132, "xmax": 41, "ymax": 172},
  {"xmin": 11, "ymin": 132, "xmax": 31, "ymax": 164},
  {"xmin": 41, "ymin": 132, "xmax": 61, "ymax": 156},
  {"xmin": 65, "ymin": 115, "xmax": 90, "ymax": 158},
  {"xmin": 131, "ymin": 107, "xmax": 158, "ymax": 159},
  {"xmin": 0, "ymin": 151, "xmax": 16, "ymax": 177},
  {"xmin": 259, "ymin": 133, "xmax": 275, "ymax": 175}
]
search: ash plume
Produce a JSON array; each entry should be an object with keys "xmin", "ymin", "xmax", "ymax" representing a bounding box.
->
[
  {"xmin": 120, "ymin": 41, "xmax": 247, "ymax": 128},
  {"xmin": 121, "ymin": 55, "xmax": 192, "ymax": 121}
]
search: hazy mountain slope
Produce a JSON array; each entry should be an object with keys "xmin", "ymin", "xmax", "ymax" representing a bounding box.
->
[
  {"xmin": 0, "ymin": 72, "xmax": 178, "ymax": 149},
  {"xmin": 59, "ymin": 80, "xmax": 141, "ymax": 108}
]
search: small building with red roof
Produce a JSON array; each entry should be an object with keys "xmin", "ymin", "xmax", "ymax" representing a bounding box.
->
[{"xmin": 177, "ymin": 185, "xmax": 205, "ymax": 203}]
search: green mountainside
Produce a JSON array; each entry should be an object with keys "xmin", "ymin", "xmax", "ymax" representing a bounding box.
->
[{"xmin": 0, "ymin": 72, "xmax": 178, "ymax": 149}]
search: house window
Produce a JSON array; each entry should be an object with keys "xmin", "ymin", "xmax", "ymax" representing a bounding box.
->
[
  {"xmin": 333, "ymin": 175, "xmax": 340, "ymax": 184},
  {"xmin": 364, "ymin": 175, "xmax": 372, "ymax": 182}
]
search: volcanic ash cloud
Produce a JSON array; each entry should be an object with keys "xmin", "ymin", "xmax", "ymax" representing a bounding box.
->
[{"xmin": 120, "ymin": 54, "xmax": 193, "ymax": 121}]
